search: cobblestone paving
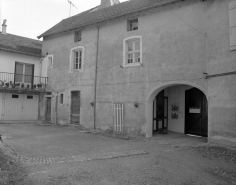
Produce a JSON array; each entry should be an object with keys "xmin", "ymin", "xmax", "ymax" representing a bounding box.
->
[{"xmin": 0, "ymin": 142, "xmax": 148, "ymax": 166}]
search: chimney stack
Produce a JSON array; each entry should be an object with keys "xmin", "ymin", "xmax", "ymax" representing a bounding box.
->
[
  {"xmin": 2, "ymin": 19, "xmax": 7, "ymax": 34},
  {"xmin": 99, "ymin": 0, "xmax": 120, "ymax": 9}
]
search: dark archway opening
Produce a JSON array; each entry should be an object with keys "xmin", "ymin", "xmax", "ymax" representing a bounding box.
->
[{"xmin": 152, "ymin": 86, "xmax": 208, "ymax": 137}]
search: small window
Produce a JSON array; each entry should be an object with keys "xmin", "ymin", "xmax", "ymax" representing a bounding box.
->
[
  {"xmin": 60, "ymin": 94, "xmax": 63, "ymax": 104},
  {"xmin": 75, "ymin": 30, "xmax": 81, "ymax": 42},
  {"xmin": 46, "ymin": 92, "xmax": 52, "ymax": 95},
  {"xmin": 127, "ymin": 18, "xmax": 138, "ymax": 31},
  {"xmin": 12, "ymin": 94, "xmax": 19, "ymax": 98},
  {"xmin": 70, "ymin": 46, "xmax": 84, "ymax": 72},
  {"xmin": 47, "ymin": 55, "xmax": 53, "ymax": 68},
  {"xmin": 123, "ymin": 36, "xmax": 142, "ymax": 67},
  {"xmin": 27, "ymin": 95, "xmax": 33, "ymax": 99},
  {"xmin": 229, "ymin": 0, "xmax": 236, "ymax": 50}
]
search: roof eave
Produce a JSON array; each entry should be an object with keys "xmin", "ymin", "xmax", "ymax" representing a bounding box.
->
[
  {"xmin": 0, "ymin": 48, "xmax": 42, "ymax": 58},
  {"xmin": 38, "ymin": 0, "xmax": 181, "ymax": 39}
]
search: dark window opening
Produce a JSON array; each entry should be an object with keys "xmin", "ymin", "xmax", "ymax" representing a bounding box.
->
[
  {"xmin": 27, "ymin": 95, "xmax": 33, "ymax": 99},
  {"xmin": 128, "ymin": 19, "xmax": 138, "ymax": 31},
  {"xmin": 12, "ymin": 94, "xmax": 19, "ymax": 98},
  {"xmin": 74, "ymin": 30, "xmax": 82, "ymax": 42},
  {"xmin": 60, "ymin": 94, "xmax": 64, "ymax": 104}
]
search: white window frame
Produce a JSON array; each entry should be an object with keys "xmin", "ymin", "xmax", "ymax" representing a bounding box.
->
[
  {"xmin": 70, "ymin": 46, "xmax": 84, "ymax": 72},
  {"xmin": 47, "ymin": 55, "xmax": 53, "ymax": 69},
  {"xmin": 123, "ymin": 36, "xmax": 142, "ymax": 67}
]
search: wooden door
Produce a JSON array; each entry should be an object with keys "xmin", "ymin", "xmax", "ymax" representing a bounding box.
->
[
  {"xmin": 46, "ymin": 97, "xmax": 51, "ymax": 121},
  {"xmin": 71, "ymin": 91, "xmax": 80, "ymax": 125},
  {"xmin": 153, "ymin": 90, "xmax": 164, "ymax": 132},
  {"xmin": 185, "ymin": 88, "xmax": 208, "ymax": 137}
]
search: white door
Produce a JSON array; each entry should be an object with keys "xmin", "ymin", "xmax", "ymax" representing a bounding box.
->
[{"xmin": 2, "ymin": 93, "xmax": 38, "ymax": 121}]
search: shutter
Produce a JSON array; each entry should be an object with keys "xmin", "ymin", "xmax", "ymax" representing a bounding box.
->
[
  {"xmin": 113, "ymin": 103, "xmax": 124, "ymax": 132},
  {"xmin": 15, "ymin": 63, "xmax": 23, "ymax": 83},
  {"xmin": 229, "ymin": 0, "xmax": 236, "ymax": 50},
  {"xmin": 24, "ymin": 64, "xmax": 33, "ymax": 83}
]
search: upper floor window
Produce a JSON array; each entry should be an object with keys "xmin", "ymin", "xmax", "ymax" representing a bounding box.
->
[
  {"xmin": 74, "ymin": 30, "xmax": 82, "ymax": 42},
  {"xmin": 127, "ymin": 18, "xmax": 138, "ymax": 31},
  {"xmin": 123, "ymin": 36, "xmax": 142, "ymax": 67},
  {"xmin": 70, "ymin": 46, "xmax": 84, "ymax": 72},
  {"xmin": 15, "ymin": 62, "xmax": 34, "ymax": 83},
  {"xmin": 47, "ymin": 55, "xmax": 53, "ymax": 68}
]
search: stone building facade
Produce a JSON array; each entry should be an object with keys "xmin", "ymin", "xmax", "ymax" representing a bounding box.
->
[{"xmin": 39, "ymin": 0, "xmax": 236, "ymax": 146}]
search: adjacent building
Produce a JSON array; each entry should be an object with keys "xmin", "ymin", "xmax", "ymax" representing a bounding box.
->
[
  {"xmin": 0, "ymin": 20, "xmax": 47, "ymax": 122},
  {"xmin": 38, "ymin": 0, "xmax": 236, "ymax": 146}
]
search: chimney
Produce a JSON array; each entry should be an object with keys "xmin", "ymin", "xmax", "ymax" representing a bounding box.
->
[
  {"xmin": 99, "ymin": 0, "xmax": 120, "ymax": 9},
  {"xmin": 2, "ymin": 19, "xmax": 7, "ymax": 34}
]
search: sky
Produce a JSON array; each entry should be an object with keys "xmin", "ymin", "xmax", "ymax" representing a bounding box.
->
[{"xmin": 0, "ymin": 0, "xmax": 127, "ymax": 40}]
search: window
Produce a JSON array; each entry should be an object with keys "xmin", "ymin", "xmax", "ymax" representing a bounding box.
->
[
  {"xmin": 60, "ymin": 94, "xmax": 63, "ymax": 104},
  {"xmin": 70, "ymin": 46, "xmax": 84, "ymax": 72},
  {"xmin": 12, "ymin": 94, "xmax": 19, "ymax": 98},
  {"xmin": 47, "ymin": 55, "xmax": 53, "ymax": 68},
  {"xmin": 123, "ymin": 36, "xmax": 142, "ymax": 67},
  {"xmin": 127, "ymin": 18, "xmax": 138, "ymax": 31},
  {"xmin": 27, "ymin": 95, "xmax": 33, "ymax": 99},
  {"xmin": 74, "ymin": 30, "xmax": 81, "ymax": 42},
  {"xmin": 15, "ymin": 62, "xmax": 34, "ymax": 83},
  {"xmin": 229, "ymin": 0, "xmax": 236, "ymax": 50}
]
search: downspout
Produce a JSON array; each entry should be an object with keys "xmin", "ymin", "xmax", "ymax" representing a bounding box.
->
[
  {"xmin": 55, "ymin": 92, "xmax": 58, "ymax": 124},
  {"xmin": 94, "ymin": 26, "xmax": 100, "ymax": 130}
]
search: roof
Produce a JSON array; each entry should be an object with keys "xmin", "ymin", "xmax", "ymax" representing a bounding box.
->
[
  {"xmin": 38, "ymin": 0, "xmax": 179, "ymax": 39},
  {"xmin": 0, "ymin": 32, "xmax": 42, "ymax": 57}
]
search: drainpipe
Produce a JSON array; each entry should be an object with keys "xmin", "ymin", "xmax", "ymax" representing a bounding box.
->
[
  {"xmin": 94, "ymin": 26, "xmax": 100, "ymax": 130},
  {"xmin": 55, "ymin": 92, "xmax": 58, "ymax": 124}
]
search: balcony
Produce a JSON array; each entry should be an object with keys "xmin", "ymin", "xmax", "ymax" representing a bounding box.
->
[{"xmin": 0, "ymin": 72, "xmax": 47, "ymax": 94}]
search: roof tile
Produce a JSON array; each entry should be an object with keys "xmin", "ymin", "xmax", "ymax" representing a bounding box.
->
[
  {"xmin": 38, "ymin": 0, "xmax": 179, "ymax": 38},
  {"xmin": 0, "ymin": 33, "xmax": 42, "ymax": 57}
]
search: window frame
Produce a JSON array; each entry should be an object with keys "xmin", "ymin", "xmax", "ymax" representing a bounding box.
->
[
  {"xmin": 47, "ymin": 55, "xmax": 53, "ymax": 69},
  {"xmin": 123, "ymin": 36, "xmax": 142, "ymax": 67},
  {"xmin": 70, "ymin": 46, "xmax": 84, "ymax": 72},
  {"xmin": 127, "ymin": 18, "xmax": 138, "ymax": 32},
  {"xmin": 74, "ymin": 30, "xmax": 82, "ymax": 42},
  {"xmin": 14, "ymin": 62, "xmax": 34, "ymax": 84}
]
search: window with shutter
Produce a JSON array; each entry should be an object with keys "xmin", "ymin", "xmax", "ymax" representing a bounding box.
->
[{"xmin": 229, "ymin": 0, "xmax": 236, "ymax": 50}]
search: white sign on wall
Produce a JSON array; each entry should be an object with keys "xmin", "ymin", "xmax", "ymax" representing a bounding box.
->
[{"xmin": 189, "ymin": 108, "xmax": 201, "ymax": 113}]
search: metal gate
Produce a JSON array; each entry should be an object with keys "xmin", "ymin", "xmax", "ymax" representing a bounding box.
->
[
  {"xmin": 113, "ymin": 103, "xmax": 124, "ymax": 132},
  {"xmin": 70, "ymin": 91, "xmax": 80, "ymax": 125},
  {"xmin": 1, "ymin": 93, "xmax": 39, "ymax": 120}
]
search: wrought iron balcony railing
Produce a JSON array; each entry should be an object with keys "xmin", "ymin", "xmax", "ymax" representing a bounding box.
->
[{"xmin": 0, "ymin": 72, "xmax": 47, "ymax": 91}]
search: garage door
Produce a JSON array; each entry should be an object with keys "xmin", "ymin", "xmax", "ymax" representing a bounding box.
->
[{"xmin": 2, "ymin": 93, "xmax": 39, "ymax": 121}]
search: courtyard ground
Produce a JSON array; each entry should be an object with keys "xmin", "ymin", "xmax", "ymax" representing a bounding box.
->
[{"xmin": 0, "ymin": 123, "xmax": 236, "ymax": 185}]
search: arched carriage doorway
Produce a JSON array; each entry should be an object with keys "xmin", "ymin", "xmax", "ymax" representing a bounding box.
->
[{"xmin": 146, "ymin": 82, "xmax": 208, "ymax": 138}]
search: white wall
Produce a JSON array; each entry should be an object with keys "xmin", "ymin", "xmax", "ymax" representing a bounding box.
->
[
  {"xmin": 165, "ymin": 85, "xmax": 192, "ymax": 133},
  {"xmin": 0, "ymin": 93, "xmax": 2, "ymax": 120},
  {"xmin": 0, "ymin": 50, "xmax": 41, "ymax": 76}
]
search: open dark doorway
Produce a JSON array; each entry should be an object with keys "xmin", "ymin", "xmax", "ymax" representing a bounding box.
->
[
  {"xmin": 153, "ymin": 90, "xmax": 168, "ymax": 133},
  {"xmin": 185, "ymin": 88, "xmax": 208, "ymax": 137}
]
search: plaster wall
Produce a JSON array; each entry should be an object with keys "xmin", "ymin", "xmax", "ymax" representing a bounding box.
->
[
  {"xmin": 0, "ymin": 93, "xmax": 2, "ymax": 120},
  {"xmin": 42, "ymin": 28, "xmax": 97, "ymax": 127},
  {"xmin": 164, "ymin": 85, "xmax": 192, "ymax": 133},
  {"xmin": 42, "ymin": 0, "xmax": 236, "ymax": 145},
  {"xmin": 0, "ymin": 50, "xmax": 41, "ymax": 76}
]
